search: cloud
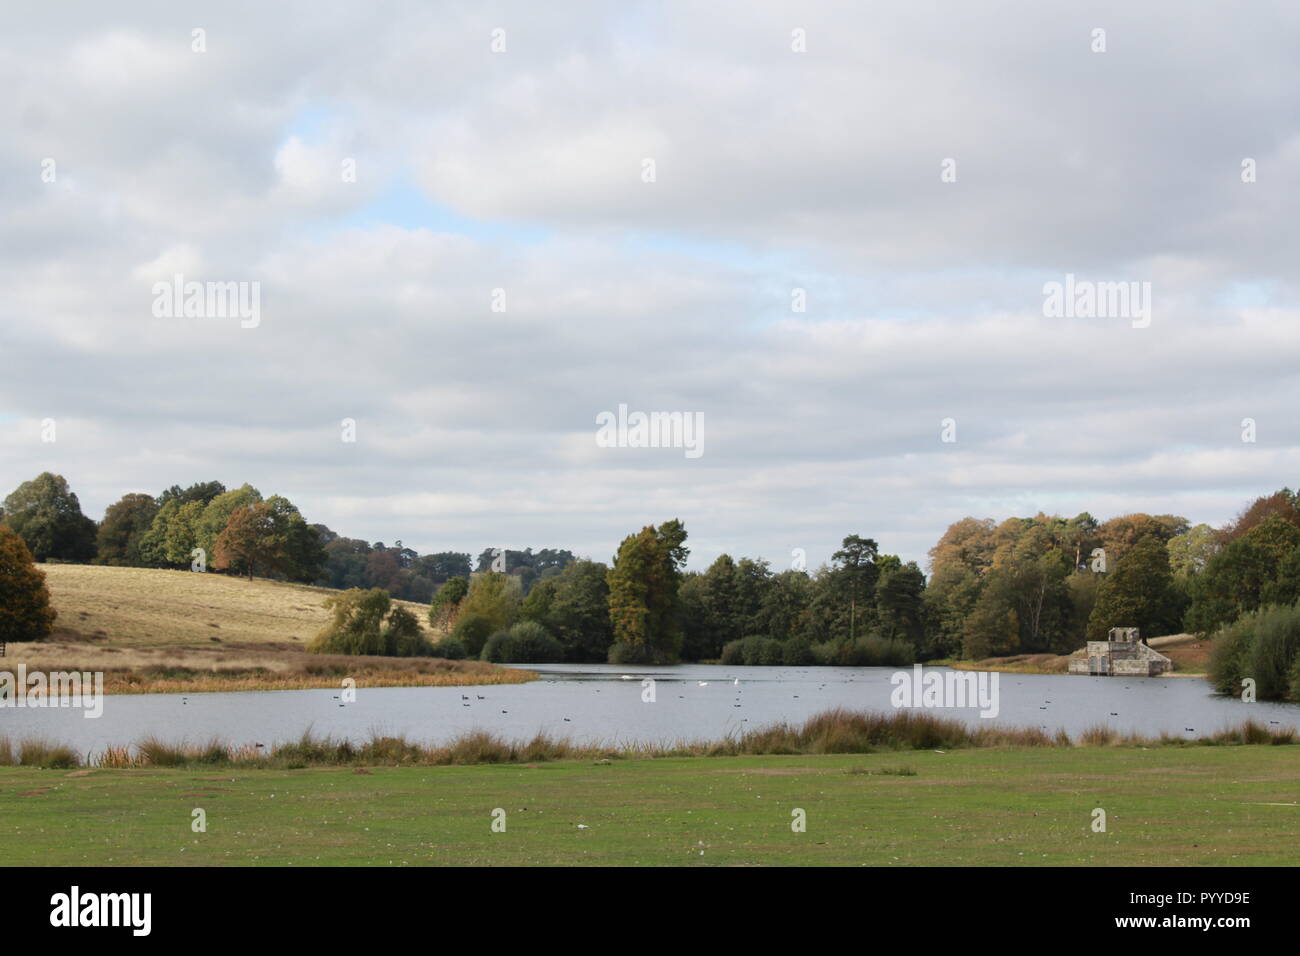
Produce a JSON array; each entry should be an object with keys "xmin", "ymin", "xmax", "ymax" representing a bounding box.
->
[{"xmin": 1, "ymin": 1, "xmax": 1297, "ymax": 572}]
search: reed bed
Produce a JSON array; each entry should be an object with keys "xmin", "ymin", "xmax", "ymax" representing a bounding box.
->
[{"xmin": 1, "ymin": 709, "xmax": 1295, "ymax": 769}]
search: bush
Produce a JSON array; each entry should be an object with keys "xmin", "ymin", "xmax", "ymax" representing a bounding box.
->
[
  {"xmin": 382, "ymin": 605, "xmax": 431, "ymax": 657},
  {"xmin": 1207, "ymin": 613, "xmax": 1253, "ymax": 695},
  {"xmin": 1208, "ymin": 603, "xmax": 1300, "ymax": 700},
  {"xmin": 782, "ymin": 639, "xmax": 815, "ymax": 666},
  {"xmin": 308, "ymin": 589, "xmax": 432, "ymax": 657},
  {"xmin": 480, "ymin": 621, "xmax": 564, "ymax": 663},
  {"xmin": 429, "ymin": 637, "xmax": 466, "ymax": 660},
  {"xmin": 813, "ymin": 635, "xmax": 915, "ymax": 667},
  {"xmin": 307, "ymin": 588, "xmax": 390, "ymax": 655},
  {"xmin": 1248, "ymin": 604, "xmax": 1300, "ymax": 700},
  {"xmin": 452, "ymin": 613, "xmax": 494, "ymax": 658},
  {"xmin": 607, "ymin": 641, "xmax": 659, "ymax": 665}
]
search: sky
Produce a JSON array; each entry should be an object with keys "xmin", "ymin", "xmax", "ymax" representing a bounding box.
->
[{"xmin": 2, "ymin": 1, "xmax": 1298, "ymax": 573}]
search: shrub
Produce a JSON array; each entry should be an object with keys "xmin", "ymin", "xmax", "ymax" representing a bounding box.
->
[
  {"xmin": 1208, "ymin": 603, "xmax": 1300, "ymax": 700},
  {"xmin": 308, "ymin": 588, "xmax": 390, "ymax": 655},
  {"xmin": 452, "ymin": 613, "xmax": 494, "ymax": 658},
  {"xmin": 382, "ymin": 605, "xmax": 431, "ymax": 657},
  {"xmin": 747, "ymin": 636, "xmax": 784, "ymax": 666},
  {"xmin": 429, "ymin": 637, "xmax": 467, "ymax": 660},
  {"xmin": 1208, "ymin": 613, "xmax": 1254, "ymax": 695},
  {"xmin": 1248, "ymin": 603, "xmax": 1300, "ymax": 700},
  {"xmin": 308, "ymin": 589, "xmax": 433, "ymax": 657},
  {"xmin": 607, "ymin": 641, "xmax": 659, "ymax": 665},
  {"xmin": 782, "ymin": 639, "xmax": 815, "ymax": 666},
  {"xmin": 721, "ymin": 635, "xmax": 800, "ymax": 666},
  {"xmin": 481, "ymin": 621, "xmax": 564, "ymax": 663},
  {"xmin": 813, "ymin": 635, "xmax": 915, "ymax": 667}
]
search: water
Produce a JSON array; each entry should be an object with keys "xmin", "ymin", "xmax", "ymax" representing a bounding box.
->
[{"xmin": 2, "ymin": 663, "xmax": 1297, "ymax": 757}]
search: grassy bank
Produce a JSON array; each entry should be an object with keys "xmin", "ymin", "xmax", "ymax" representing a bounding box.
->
[
  {"xmin": 2, "ymin": 709, "xmax": 1294, "ymax": 772},
  {"xmin": 1, "ymin": 744, "xmax": 1296, "ymax": 865}
]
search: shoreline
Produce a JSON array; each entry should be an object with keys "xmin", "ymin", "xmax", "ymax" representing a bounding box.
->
[{"xmin": 1, "ymin": 708, "xmax": 1294, "ymax": 770}]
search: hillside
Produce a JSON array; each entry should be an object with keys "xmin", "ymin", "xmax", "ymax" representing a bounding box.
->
[
  {"xmin": 5, "ymin": 564, "xmax": 532, "ymax": 693},
  {"xmin": 38, "ymin": 564, "xmax": 434, "ymax": 648}
]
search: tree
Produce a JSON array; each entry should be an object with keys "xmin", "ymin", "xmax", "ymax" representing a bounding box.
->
[
  {"xmin": 1167, "ymin": 523, "xmax": 1221, "ymax": 580},
  {"xmin": 193, "ymin": 484, "xmax": 262, "ymax": 562},
  {"xmin": 95, "ymin": 493, "xmax": 159, "ymax": 566},
  {"xmin": 212, "ymin": 497, "xmax": 325, "ymax": 582},
  {"xmin": 1, "ymin": 473, "xmax": 97, "ymax": 562},
  {"xmin": 1223, "ymin": 489, "xmax": 1300, "ymax": 542},
  {"xmin": 213, "ymin": 503, "xmax": 281, "ymax": 580},
  {"xmin": 381, "ymin": 605, "xmax": 429, "ymax": 657},
  {"xmin": 0, "ymin": 524, "xmax": 57, "ymax": 641},
  {"xmin": 543, "ymin": 559, "xmax": 613, "ymax": 662},
  {"xmin": 876, "ymin": 561, "xmax": 926, "ymax": 650},
  {"xmin": 307, "ymin": 588, "xmax": 428, "ymax": 657},
  {"xmin": 961, "ymin": 569, "xmax": 1020, "ymax": 659},
  {"xmin": 459, "ymin": 572, "xmax": 522, "ymax": 633},
  {"xmin": 428, "ymin": 576, "xmax": 469, "ymax": 628},
  {"xmin": 157, "ymin": 481, "xmax": 226, "ymax": 508},
  {"xmin": 1186, "ymin": 517, "xmax": 1300, "ymax": 633},
  {"xmin": 1096, "ymin": 513, "xmax": 1188, "ymax": 567},
  {"xmin": 606, "ymin": 519, "xmax": 689, "ymax": 663},
  {"xmin": 1087, "ymin": 536, "xmax": 1184, "ymax": 640}
]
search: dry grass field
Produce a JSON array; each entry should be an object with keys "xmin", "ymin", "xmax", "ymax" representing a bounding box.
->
[
  {"xmin": 4, "ymin": 564, "xmax": 533, "ymax": 693},
  {"xmin": 39, "ymin": 564, "xmax": 432, "ymax": 647}
]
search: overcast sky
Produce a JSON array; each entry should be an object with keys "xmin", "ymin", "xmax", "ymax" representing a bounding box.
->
[{"xmin": 2, "ymin": 1, "xmax": 1298, "ymax": 572}]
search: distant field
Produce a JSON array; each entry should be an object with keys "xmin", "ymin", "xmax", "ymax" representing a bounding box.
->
[
  {"xmin": 5, "ymin": 564, "xmax": 530, "ymax": 693},
  {"xmin": 37, "ymin": 563, "xmax": 432, "ymax": 648},
  {"xmin": 1, "ymin": 746, "xmax": 1296, "ymax": 866}
]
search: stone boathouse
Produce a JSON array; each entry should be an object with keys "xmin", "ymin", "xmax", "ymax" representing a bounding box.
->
[{"xmin": 1067, "ymin": 627, "xmax": 1171, "ymax": 677}]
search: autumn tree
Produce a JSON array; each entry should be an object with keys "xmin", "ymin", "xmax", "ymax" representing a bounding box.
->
[
  {"xmin": 212, "ymin": 497, "xmax": 325, "ymax": 582},
  {"xmin": 0, "ymin": 524, "xmax": 57, "ymax": 642}
]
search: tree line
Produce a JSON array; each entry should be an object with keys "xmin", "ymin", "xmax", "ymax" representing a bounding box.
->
[
  {"xmin": 0, "ymin": 473, "xmax": 574, "ymax": 602},
  {"xmin": 3, "ymin": 471, "xmax": 1298, "ymax": 698}
]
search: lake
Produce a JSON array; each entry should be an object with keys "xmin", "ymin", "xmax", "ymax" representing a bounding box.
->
[{"xmin": 3, "ymin": 663, "xmax": 1297, "ymax": 757}]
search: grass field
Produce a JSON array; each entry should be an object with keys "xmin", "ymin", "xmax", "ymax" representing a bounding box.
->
[
  {"xmin": 1, "ymin": 746, "xmax": 1296, "ymax": 865},
  {"xmin": 37, "ymin": 564, "xmax": 433, "ymax": 647},
  {"xmin": 6, "ymin": 564, "xmax": 531, "ymax": 692}
]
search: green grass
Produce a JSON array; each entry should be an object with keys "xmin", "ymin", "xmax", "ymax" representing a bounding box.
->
[{"xmin": 2, "ymin": 746, "xmax": 1297, "ymax": 865}]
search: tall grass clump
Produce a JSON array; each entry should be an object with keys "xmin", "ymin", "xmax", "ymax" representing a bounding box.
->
[{"xmin": 18, "ymin": 739, "xmax": 79, "ymax": 768}]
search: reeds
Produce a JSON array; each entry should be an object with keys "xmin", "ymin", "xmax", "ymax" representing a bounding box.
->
[{"xmin": 0, "ymin": 709, "xmax": 1294, "ymax": 770}]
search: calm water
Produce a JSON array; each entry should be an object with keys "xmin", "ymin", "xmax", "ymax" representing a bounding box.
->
[{"xmin": 3, "ymin": 663, "xmax": 1299, "ymax": 757}]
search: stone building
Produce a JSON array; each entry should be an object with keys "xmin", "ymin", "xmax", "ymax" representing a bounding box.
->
[{"xmin": 1067, "ymin": 627, "xmax": 1171, "ymax": 677}]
